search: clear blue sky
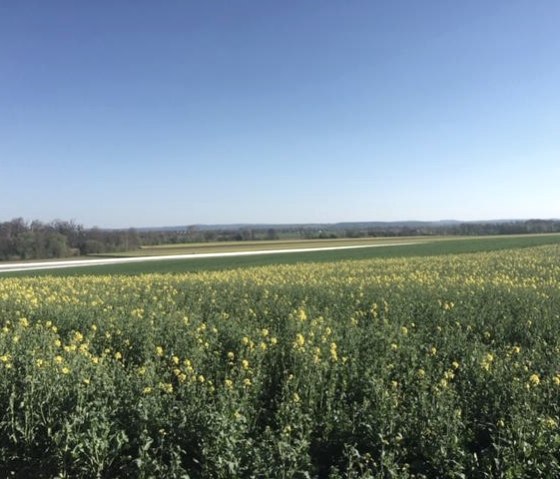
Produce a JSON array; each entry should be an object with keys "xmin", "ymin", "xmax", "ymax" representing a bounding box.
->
[{"xmin": 1, "ymin": 1, "xmax": 559, "ymax": 228}]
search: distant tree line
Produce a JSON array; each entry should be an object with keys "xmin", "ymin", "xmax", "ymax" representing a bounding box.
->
[
  {"xmin": 0, "ymin": 219, "xmax": 140, "ymax": 261},
  {"xmin": 1, "ymin": 218, "xmax": 559, "ymax": 261},
  {"xmin": 136, "ymin": 226, "xmax": 280, "ymax": 245},
  {"xmin": 445, "ymin": 219, "xmax": 560, "ymax": 236},
  {"xmin": 342, "ymin": 219, "xmax": 560, "ymax": 238},
  {"xmin": 135, "ymin": 219, "xmax": 560, "ymax": 244}
]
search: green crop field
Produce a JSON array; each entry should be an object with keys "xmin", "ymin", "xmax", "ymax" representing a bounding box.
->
[{"xmin": 1, "ymin": 235, "xmax": 560, "ymax": 477}]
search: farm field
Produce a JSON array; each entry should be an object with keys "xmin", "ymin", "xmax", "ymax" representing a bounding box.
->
[
  {"xmin": 2, "ymin": 233, "xmax": 560, "ymax": 277},
  {"xmin": 0, "ymin": 241, "xmax": 423, "ymax": 276},
  {"xmin": 1, "ymin": 240, "xmax": 560, "ymax": 477},
  {"xmin": 97, "ymin": 236, "xmax": 430, "ymax": 257}
]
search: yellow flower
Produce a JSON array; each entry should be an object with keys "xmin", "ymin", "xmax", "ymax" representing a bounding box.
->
[
  {"xmin": 227, "ymin": 352, "xmax": 235, "ymax": 360},
  {"xmin": 171, "ymin": 355, "xmax": 179, "ymax": 365},
  {"xmin": 155, "ymin": 346, "xmax": 164, "ymax": 357},
  {"xmin": 401, "ymin": 326, "xmax": 408, "ymax": 335},
  {"xmin": 294, "ymin": 333, "xmax": 305, "ymax": 348},
  {"xmin": 481, "ymin": 353, "xmax": 494, "ymax": 371},
  {"xmin": 83, "ymin": 378, "xmax": 90, "ymax": 385},
  {"xmin": 330, "ymin": 343, "xmax": 338, "ymax": 362},
  {"xmin": 417, "ymin": 368, "xmax": 426, "ymax": 379},
  {"xmin": 241, "ymin": 359, "xmax": 250, "ymax": 370},
  {"xmin": 61, "ymin": 367, "xmax": 70, "ymax": 375},
  {"xmin": 159, "ymin": 382, "xmax": 173, "ymax": 393},
  {"xmin": 198, "ymin": 375, "xmax": 205, "ymax": 383},
  {"xmin": 114, "ymin": 351, "xmax": 122, "ymax": 360},
  {"xmin": 528, "ymin": 373, "xmax": 540, "ymax": 386},
  {"xmin": 225, "ymin": 379, "xmax": 233, "ymax": 389},
  {"xmin": 545, "ymin": 417, "xmax": 558, "ymax": 428},
  {"xmin": 54, "ymin": 355, "xmax": 63, "ymax": 364},
  {"xmin": 243, "ymin": 378, "xmax": 252, "ymax": 387},
  {"xmin": 143, "ymin": 386, "xmax": 152, "ymax": 394}
]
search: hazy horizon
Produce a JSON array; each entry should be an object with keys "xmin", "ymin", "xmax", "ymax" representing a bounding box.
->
[
  {"xmin": 2, "ymin": 2, "xmax": 559, "ymax": 228},
  {"xmin": 3, "ymin": 216, "xmax": 560, "ymax": 231}
]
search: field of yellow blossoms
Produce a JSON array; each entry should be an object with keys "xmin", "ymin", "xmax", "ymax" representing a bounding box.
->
[{"xmin": 1, "ymin": 244, "xmax": 560, "ymax": 477}]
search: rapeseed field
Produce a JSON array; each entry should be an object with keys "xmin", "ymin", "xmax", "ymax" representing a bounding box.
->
[{"xmin": 1, "ymin": 245, "xmax": 560, "ymax": 477}]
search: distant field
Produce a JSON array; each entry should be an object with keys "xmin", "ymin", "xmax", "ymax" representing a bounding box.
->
[
  {"xmin": 93, "ymin": 236, "xmax": 429, "ymax": 257},
  {"xmin": 3, "ymin": 233, "xmax": 560, "ymax": 277}
]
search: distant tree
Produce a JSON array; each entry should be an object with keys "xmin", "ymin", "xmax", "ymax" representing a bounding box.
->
[
  {"xmin": 266, "ymin": 228, "xmax": 278, "ymax": 240},
  {"xmin": 84, "ymin": 239, "xmax": 104, "ymax": 255},
  {"xmin": 45, "ymin": 233, "xmax": 69, "ymax": 258},
  {"xmin": 203, "ymin": 231, "xmax": 217, "ymax": 242}
]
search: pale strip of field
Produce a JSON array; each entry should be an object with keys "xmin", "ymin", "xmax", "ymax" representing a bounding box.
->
[
  {"xmin": 0, "ymin": 241, "xmax": 424, "ymax": 274},
  {"xmin": 97, "ymin": 236, "xmax": 432, "ymax": 257}
]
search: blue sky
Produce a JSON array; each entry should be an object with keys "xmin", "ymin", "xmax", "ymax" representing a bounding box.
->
[{"xmin": 1, "ymin": 1, "xmax": 559, "ymax": 228}]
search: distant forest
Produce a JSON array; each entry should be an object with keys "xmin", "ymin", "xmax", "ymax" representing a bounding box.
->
[{"xmin": 1, "ymin": 217, "xmax": 560, "ymax": 261}]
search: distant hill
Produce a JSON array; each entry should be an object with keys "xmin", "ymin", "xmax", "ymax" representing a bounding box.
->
[{"xmin": 134, "ymin": 219, "xmax": 537, "ymax": 233}]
